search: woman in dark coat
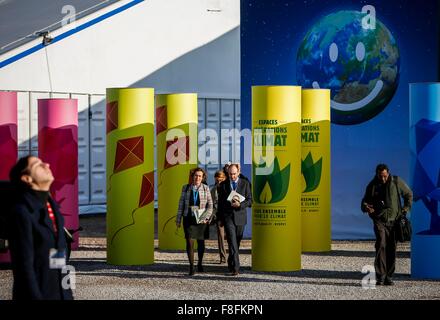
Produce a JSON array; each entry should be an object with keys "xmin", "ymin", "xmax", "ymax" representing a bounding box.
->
[
  {"xmin": 7, "ymin": 156, "xmax": 73, "ymax": 300},
  {"xmin": 176, "ymin": 168, "xmax": 213, "ymax": 275}
]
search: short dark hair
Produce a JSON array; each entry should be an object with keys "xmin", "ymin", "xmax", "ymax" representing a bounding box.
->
[
  {"xmin": 222, "ymin": 162, "xmax": 231, "ymax": 175},
  {"xmin": 375, "ymin": 163, "xmax": 389, "ymax": 174},
  {"xmin": 214, "ymin": 170, "xmax": 226, "ymax": 179},
  {"xmin": 9, "ymin": 155, "xmax": 32, "ymax": 188}
]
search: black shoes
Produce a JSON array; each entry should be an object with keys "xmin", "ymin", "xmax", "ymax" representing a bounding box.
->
[
  {"xmin": 189, "ymin": 265, "xmax": 195, "ymax": 276},
  {"xmin": 376, "ymin": 277, "xmax": 394, "ymax": 286},
  {"xmin": 376, "ymin": 277, "xmax": 385, "ymax": 286},
  {"xmin": 197, "ymin": 264, "xmax": 204, "ymax": 272}
]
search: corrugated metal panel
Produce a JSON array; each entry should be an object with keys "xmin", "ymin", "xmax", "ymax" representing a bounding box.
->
[
  {"xmin": 205, "ymin": 99, "xmax": 221, "ymax": 186},
  {"xmin": 18, "ymin": 150, "xmax": 31, "ymax": 159},
  {"xmin": 89, "ymin": 95, "xmax": 106, "ymax": 204},
  {"xmin": 233, "ymin": 100, "xmax": 241, "ymax": 163},
  {"xmin": 73, "ymin": 94, "xmax": 90, "ymax": 205},
  {"xmin": 30, "ymin": 92, "xmax": 50, "ymax": 150},
  {"xmin": 220, "ymin": 99, "xmax": 234, "ymax": 166},
  {"xmin": 17, "ymin": 92, "xmax": 30, "ymax": 151}
]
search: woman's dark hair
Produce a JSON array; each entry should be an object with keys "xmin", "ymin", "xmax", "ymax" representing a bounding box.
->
[
  {"xmin": 9, "ymin": 155, "xmax": 32, "ymax": 188},
  {"xmin": 191, "ymin": 167, "xmax": 207, "ymax": 179}
]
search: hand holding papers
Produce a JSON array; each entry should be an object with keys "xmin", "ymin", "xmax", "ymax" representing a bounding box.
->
[
  {"xmin": 227, "ymin": 190, "xmax": 245, "ymax": 208},
  {"xmin": 191, "ymin": 206, "xmax": 210, "ymax": 224}
]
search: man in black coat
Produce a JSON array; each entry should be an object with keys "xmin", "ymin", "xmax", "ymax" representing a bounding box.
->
[
  {"xmin": 361, "ymin": 163, "xmax": 412, "ymax": 286},
  {"xmin": 217, "ymin": 163, "xmax": 252, "ymax": 276},
  {"xmin": 7, "ymin": 156, "xmax": 73, "ymax": 300}
]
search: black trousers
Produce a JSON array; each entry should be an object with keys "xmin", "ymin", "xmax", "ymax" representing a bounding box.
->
[
  {"xmin": 224, "ymin": 215, "xmax": 245, "ymax": 273},
  {"xmin": 185, "ymin": 238, "xmax": 205, "ymax": 266},
  {"xmin": 373, "ymin": 220, "xmax": 397, "ymax": 280}
]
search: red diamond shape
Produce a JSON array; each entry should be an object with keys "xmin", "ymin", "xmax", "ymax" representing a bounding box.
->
[
  {"xmin": 106, "ymin": 101, "xmax": 118, "ymax": 134},
  {"xmin": 113, "ymin": 136, "xmax": 144, "ymax": 174},
  {"xmin": 156, "ymin": 105, "xmax": 167, "ymax": 135},
  {"xmin": 139, "ymin": 171, "xmax": 154, "ymax": 207}
]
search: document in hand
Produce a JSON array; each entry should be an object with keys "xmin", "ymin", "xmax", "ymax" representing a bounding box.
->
[
  {"xmin": 193, "ymin": 208, "xmax": 210, "ymax": 224},
  {"xmin": 227, "ymin": 190, "xmax": 246, "ymax": 203}
]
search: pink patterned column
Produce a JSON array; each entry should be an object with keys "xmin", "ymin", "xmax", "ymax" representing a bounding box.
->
[
  {"xmin": 0, "ymin": 91, "xmax": 17, "ymax": 264},
  {"xmin": 38, "ymin": 99, "xmax": 79, "ymax": 249}
]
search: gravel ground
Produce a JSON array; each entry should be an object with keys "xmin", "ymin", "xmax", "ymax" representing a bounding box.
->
[{"xmin": 1, "ymin": 215, "xmax": 440, "ymax": 300}]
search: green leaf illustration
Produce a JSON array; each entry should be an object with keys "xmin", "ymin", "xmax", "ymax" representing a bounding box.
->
[
  {"xmin": 253, "ymin": 160, "xmax": 268, "ymax": 202},
  {"xmin": 301, "ymin": 152, "xmax": 322, "ymax": 193},
  {"xmin": 253, "ymin": 157, "xmax": 290, "ymax": 204},
  {"xmin": 259, "ymin": 181, "xmax": 272, "ymax": 204}
]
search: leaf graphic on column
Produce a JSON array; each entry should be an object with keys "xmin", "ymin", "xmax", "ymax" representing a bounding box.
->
[
  {"xmin": 253, "ymin": 157, "xmax": 290, "ymax": 204},
  {"xmin": 301, "ymin": 152, "xmax": 322, "ymax": 193},
  {"xmin": 253, "ymin": 160, "xmax": 268, "ymax": 201},
  {"xmin": 267, "ymin": 158, "xmax": 290, "ymax": 203},
  {"xmin": 259, "ymin": 181, "xmax": 272, "ymax": 204}
]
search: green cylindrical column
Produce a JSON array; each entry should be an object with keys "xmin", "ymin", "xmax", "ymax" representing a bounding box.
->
[
  {"xmin": 252, "ymin": 86, "xmax": 302, "ymax": 271},
  {"xmin": 301, "ymin": 89, "xmax": 331, "ymax": 252},
  {"xmin": 156, "ymin": 93, "xmax": 198, "ymax": 250},
  {"xmin": 106, "ymin": 88, "xmax": 155, "ymax": 265}
]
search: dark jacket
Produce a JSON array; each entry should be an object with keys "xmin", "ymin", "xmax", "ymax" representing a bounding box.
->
[
  {"xmin": 217, "ymin": 177, "xmax": 252, "ymax": 226},
  {"xmin": 7, "ymin": 189, "xmax": 73, "ymax": 300},
  {"xmin": 361, "ymin": 175, "xmax": 413, "ymax": 223}
]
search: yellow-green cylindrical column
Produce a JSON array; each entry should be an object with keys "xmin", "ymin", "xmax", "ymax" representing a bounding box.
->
[
  {"xmin": 301, "ymin": 89, "xmax": 331, "ymax": 252},
  {"xmin": 156, "ymin": 93, "xmax": 198, "ymax": 250},
  {"xmin": 106, "ymin": 88, "xmax": 155, "ymax": 265},
  {"xmin": 252, "ymin": 86, "xmax": 302, "ymax": 271}
]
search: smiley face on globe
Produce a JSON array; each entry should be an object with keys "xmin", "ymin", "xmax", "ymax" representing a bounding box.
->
[{"xmin": 296, "ymin": 10, "xmax": 400, "ymax": 125}]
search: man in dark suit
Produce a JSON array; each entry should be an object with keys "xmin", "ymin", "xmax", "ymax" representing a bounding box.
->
[
  {"xmin": 7, "ymin": 156, "xmax": 73, "ymax": 300},
  {"xmin": 218, "ymin": 163, "xmax": 252, "ymax": 276}
]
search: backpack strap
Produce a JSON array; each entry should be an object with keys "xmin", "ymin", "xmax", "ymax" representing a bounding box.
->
[{"xmin": 393, "ymin": 175, "xmax": 403, "ymax": 216}]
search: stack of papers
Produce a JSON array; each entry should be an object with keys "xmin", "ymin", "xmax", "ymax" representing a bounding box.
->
[
  {"xmin": 227, "ymin": 190, "xmax": 245, "ymax": 203},
  {"xmin": 193, "ymin": 208, "xmax": 210, "ymax": 224}
]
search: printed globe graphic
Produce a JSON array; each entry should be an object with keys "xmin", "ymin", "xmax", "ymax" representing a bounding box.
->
[{"xmin": 296, "ymin": 10, "xmax": 400, "ymax": 125}]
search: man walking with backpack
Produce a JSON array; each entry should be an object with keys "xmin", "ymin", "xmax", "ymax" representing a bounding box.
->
[{"xmin": 361, "ymin": 164, "xmax": 413, "ymax": 286}]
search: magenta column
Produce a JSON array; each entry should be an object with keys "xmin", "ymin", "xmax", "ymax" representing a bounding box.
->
[
  {"xmin": 0, "ymin": 91, "xmax": 17, "ymax": 264},
  {"xmin": 38, "ymin": 99, "xmax": 79, "ymax": 249}
]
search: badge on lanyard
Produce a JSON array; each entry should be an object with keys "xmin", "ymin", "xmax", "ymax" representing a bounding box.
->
[{"xmin": 49, "ymin": 248, "xmax": 66, "ymax": 269}]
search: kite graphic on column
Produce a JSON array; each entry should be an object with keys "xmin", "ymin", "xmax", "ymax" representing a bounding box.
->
[
  {"xmin": 106, "ymin": 87, "xmax": 154, "ymax": 265},
  {"xmin": 156, "ymin": 105, "xmax": 167, "ymax": 135},
  {"xmin": 107, "ymin": 135, "xmax": 144, "ymax": 192},
  {"xmin": 107, "ymin": 101, "xmax": 118, "ymax": 134},
  {"xmin": 156, "ymin": 93, "xmax": 198, "ymax": 250},
  {"xmin": 110, "ymin": 171, "xmax": 154, "ymax": 244}
]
